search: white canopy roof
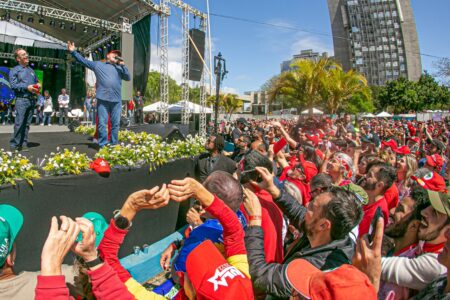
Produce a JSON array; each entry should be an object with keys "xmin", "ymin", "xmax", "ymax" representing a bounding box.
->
[
  {"xmin": 376, "ymin": 111, "xmax": 393, "ymax": 118},
  {"xmin": 362, "ymin": 113, "xmax": 376, "ymax": 118},
  {"xmin": 0, "ymin": 21, "xmax": 65, "ymax": 49},
  {"xmin": 301, "ymin": 108, "xmax": 323, "ymax": 115},
  {"xmin": 143, "ymin": 100, "xmax": 212, "ymax": 114}
]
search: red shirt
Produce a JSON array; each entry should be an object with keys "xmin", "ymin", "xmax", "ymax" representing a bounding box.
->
[
  {"xmin": 241, "ymin": 189, "xmax": 284, "ymax": 263},
  {"xmin": 384, "ymin": 184, "xmax": 399, "ymax": 210},
  {"xmin": 359, "ymin": 197, "xmax": 389, "ymax": 237}
]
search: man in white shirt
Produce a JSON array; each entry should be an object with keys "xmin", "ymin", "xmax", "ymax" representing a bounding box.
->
[{"xmin": 58, "ymin": 88, "xmax": 70, "ymax": 126}]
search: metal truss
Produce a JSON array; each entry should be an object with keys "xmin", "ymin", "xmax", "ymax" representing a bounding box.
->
[
  {"xmin": 198, "ymin": 17, "xmax": 208, "ymax": 136},
  {"xmin": 82, "ymin": 33, "xmax": 115, "ymax": 54},
  {"xmin": 0, "ymin": 0, "xmax": 129, "ymax": 33},
  {"xmin": 168, "ymin": 0, "xmax": 206, "ymax": 19},
  {"xmin": 138, "ymin": 0, "xmax": 162, "ymax": 14},
  {"xmin": 159, "ymin": 0, "xmax": 169, "ymax": 124},
  {"xmin": 180, "ymin": 7, "xmax": 190, "ymax": 125},
  {"xmin": 0, "ymin": 52, "xmax": 65, "ymax": 64},
  {"xmin": 65, "ymin": 53, "xmax": 71, "ymax": 94}
]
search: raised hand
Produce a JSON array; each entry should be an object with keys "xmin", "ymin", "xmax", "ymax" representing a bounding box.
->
[
  {"xmin": 243, "ymin": 188, "xmax": 262, "ymax": 226},
  {"xmin": 352, "ymin": 217, "xmax": 384, "ymax": 292},
  {"xmin": 67, "ymin": 41, "xmax": 75, "ymax": 53},
  {"xmin": 168, "ymin": 177, "xmax": 215, "ymax": 207},
  {"xmin": 72, "ymin": 217, "xmax": 98, "ymax": 262},
  {"xmin": 41, "ymin": 216, "xmax": 80, "ymax": 276}
]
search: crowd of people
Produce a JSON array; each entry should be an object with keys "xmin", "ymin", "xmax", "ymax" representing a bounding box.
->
[{"xmin": 1, "ymin": 113, "xmax": 449, "ymax": 299}]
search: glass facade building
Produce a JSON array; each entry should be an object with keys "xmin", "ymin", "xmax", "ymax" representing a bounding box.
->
[{"xmin": 327, "ymin": 0, "xmax": 422, "ymax": 86}]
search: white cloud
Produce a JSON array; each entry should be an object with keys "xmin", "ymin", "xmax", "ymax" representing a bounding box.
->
[
  {"xmin": 290, "ymin": 33, "xmax": 334, "ymax": 56},
  {"xmin": 221, "ymin": 86, "xmax": 239, "ymax": 95}
]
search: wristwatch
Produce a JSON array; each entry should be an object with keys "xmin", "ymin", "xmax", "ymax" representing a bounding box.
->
[
  {"xmin": 113, "ymin": 210, "xmax": 132, "ymax": 230},
  {"xmin": 84, "ymin": 256, "xmax": 103, "ymax": 270}
]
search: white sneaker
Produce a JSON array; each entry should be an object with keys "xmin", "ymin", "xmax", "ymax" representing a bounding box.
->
[
  {"xmin": 40, "ymin": 123, "xmax": 44, "ymax": 126},
  {"xmin": 48, "ymin": 124, "xmax": 52, "ymax": 126}
]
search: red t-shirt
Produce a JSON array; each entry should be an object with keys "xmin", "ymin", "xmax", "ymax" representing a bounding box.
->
[
  {"xmin": 384, "ymin": 184, "xmax": 399, "ymax": 210},
  {"xmin": 240, "ymin": 189, "xmax": 284, "ymax": 263},
  {"xmin": 359, "ymin": 197, "xmax": 389, "ymax": 237}
]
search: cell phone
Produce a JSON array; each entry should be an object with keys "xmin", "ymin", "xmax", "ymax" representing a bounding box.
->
[{"xmin": 368, "ymin": 207, "xmax": 383, "ymax": 243}]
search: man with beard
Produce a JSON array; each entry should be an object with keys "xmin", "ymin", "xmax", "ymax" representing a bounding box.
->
[
  {"xmin": 359, "ymin": 161, "xmax": 397, "ymax": 236},
  {"xmin": 378, "ymin": 185, "xmax": 429, "ymax": 299},
  {"xmin": 244, "ymin": 166, "xmax": 363, "ymax": 298},
  {"xmin": 380, "ymin": 172, "xmax": 449, "ymax": 293},
  {"xmin": 231, "ymin": 134, "xmax": 250, "ymax": 162},
  {"xmin": 195, "ymin": 134, "xmax": 237, "ymax": 182}
]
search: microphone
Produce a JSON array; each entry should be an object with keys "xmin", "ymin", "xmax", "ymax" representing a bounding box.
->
[{"xmin": 115, "ymin": 56, "xmax": 124, "ymax": 61}]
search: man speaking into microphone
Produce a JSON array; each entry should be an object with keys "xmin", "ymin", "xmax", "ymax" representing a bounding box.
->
[{"xmin": 68, "ymin": 41, "xmax": 130, "ymax": 147}]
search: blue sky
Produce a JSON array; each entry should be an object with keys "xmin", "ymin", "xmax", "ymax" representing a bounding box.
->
[{"xmin": 154, "ymin": 0, "xmax": 450, "ymax": 94}]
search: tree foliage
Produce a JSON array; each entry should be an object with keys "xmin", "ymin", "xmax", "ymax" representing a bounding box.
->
[
  {"xmin": 378, "ymin": 73, "xmax": 450, "ymax": 113},
  {"xmin": 144, "ymin": 71, "xmax": 182, "ymax": 104},
  {"xmin": 207, "ymin": 94, "xmax": 243, "ymax": 120},
  {"xmin": 268, "ymin": 58, "xmax": 371, "ymax": 114}
]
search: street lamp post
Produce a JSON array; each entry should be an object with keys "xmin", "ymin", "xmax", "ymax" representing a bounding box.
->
[{"xmin": 214, "ymin": 52, "xmax": 228, "ymax": 134}]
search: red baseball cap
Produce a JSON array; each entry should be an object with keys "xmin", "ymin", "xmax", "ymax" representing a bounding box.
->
[
  {"xmin": 393, "ymin": 145, "xmax": 411, "ymax": 155},
  {"xmin": 90, "ymin": 158, "xmax": 111, "ymax": 177},
  {"xmin": 408, "ymin": 137, "xmax": 420, "ymax": 144},
  {"xmin": 186, "ymin": 240, "xmax": 253, "ymax": 300},
  {"xmin": 306, "ymin": 134, "xmax": 319, "ymax": 146},
  {"xmin": 426, "ymin": 154, "xmax": 444, "ymax": 169},
  {"xmin": 299, "ymin": 154, "xmax": 318, "ymax": 183},
  {"xmin": 286, "ymin": 259, "xmax": 377, "ymax": 300},
  {"xmin": 381, "ymin": 139, "xmax": 398, "ymax": 150},
  {"xmin": 108, "ymin": 49, "xmax": 122, "ymax": 56},
  {"xmin": 411, "ymin": 171, "xmax": 447, "ymax": 193}
]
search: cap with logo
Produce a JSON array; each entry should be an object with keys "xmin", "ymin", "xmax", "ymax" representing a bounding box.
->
[
  {"xmin": 186, "ymin": 240, "xmax": 253, "ymax": 300},
  {"xmin": 90, "ymin": 158, "xmax": 111, "ymax": 177},
  {"xmin": 412, "ymin": 172, "xmax": 450, "ymax": 217},
  {"xmin": 0, "ymin": 205, "xmax": 24, "ymax": 266},
  {"xmin": 76, "ymin": 212, "xmax": 108, "ymax": 247},
  {"xmin": 285, "ymin": 259, "xmax": 377, "ymax": 300}
]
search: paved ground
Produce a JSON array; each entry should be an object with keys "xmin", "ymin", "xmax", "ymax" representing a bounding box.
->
[{"xmin": 0, "ymin": 124, "xmax": 70, "ymax": 134}]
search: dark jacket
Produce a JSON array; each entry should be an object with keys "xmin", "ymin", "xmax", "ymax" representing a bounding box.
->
[
  {"xmin": 244, "ymin": 188, "xmax": 356, "ymax": 299},
  {"xmin": 195, "ymin": 153, "xmax": 237, "ymax": 182}
]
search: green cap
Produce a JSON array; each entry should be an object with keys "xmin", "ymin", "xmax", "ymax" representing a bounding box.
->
[
  {"xmin": 342, "ymin": 182, "xmax": 369, "ymax": 205},
  {"xmin": 0, "ymin": 205, "xmax": 24, "ymax": 266},
  {"xmin": 77, "ymin": 212, "xmax": 108, "ymax": 247},
  {"xmin": 427, "ymin": 189, "xmax": 450, "ymax": 218}
]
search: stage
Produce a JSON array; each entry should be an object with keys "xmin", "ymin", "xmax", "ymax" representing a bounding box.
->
[{"xmin": 0, "ymin": 128, "xmax": 195, "ymax": 272}]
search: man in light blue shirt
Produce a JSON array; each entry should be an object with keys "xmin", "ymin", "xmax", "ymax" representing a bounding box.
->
[{"xmin": 68, "ymin": 41, "xmax": 130, "ymax": 147}]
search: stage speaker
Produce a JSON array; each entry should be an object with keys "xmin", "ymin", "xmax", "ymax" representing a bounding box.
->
[
  {"xmin": 128, "ymin": 124, "xmax": 185, "ymax": 142},
  {"xmin": 188, "ymin": 29, "xmax": 205, "ymax": 82}
]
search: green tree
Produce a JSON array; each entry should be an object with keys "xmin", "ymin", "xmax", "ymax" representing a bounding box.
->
[
  {"xmin": 207, "ymin": 94, "xmax": 243, "ymax": 120},
  {"xmin": 345, "ymin": 92, "xmax": 375, "ymax": 114},
  {"xmin": 320, "ymin": 67, "xmax": 371, "ymax": 114},
  {"xmin": 144, "ymin": 71, "xmax": 182, "ymax": 104},
  {"xmin": 269, "ymin": 58, "xmax": 337, "ymax": 114}
]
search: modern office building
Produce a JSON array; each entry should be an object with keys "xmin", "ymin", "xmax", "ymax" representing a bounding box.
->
[
  {"xmin": 281, "ymin": 49, "xmax": 330, "ymax": 73},
  {"xmin": 327, "ymin": 0, "xmax": 422, "ymax": 86}
]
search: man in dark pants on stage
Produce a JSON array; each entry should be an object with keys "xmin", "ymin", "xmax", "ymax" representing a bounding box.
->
[
  {"xmin": 9, "ymin": 48, "xmax": 40, "ymax": 151},
  {"xmin": 68, "ymin": 41, "xmax": 130, "ymax": 147},
  {"xmin": 134, "ymin": 90, "xmax": 144, "ymax": 124}
]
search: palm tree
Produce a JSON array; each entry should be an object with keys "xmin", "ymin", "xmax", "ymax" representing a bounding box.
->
[
  {"xmin": 321, "ymin": 67, "xmax": 371, "ymax": 114},
  {"xmin": 269, "ymin": 58, "xmax": 337, "ymax": 115},
  {"xmin": 207, "ymin": 94, "xmax": 243, "ymax": 120}
]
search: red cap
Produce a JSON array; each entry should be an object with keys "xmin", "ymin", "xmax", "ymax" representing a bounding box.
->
[
  {"xmin": 108, "ymin": 49, "xmax": 122, "ymax": 56},
  {"xmin": 393, "ymin": 145, "xmax": 411, "ymax": 155},
  {"xmin": 381, "ymin": 139, "xmax": 398, "ymax": 150},
  {"xmin": 286, "ymin": 259, "xmax": 377, "ymax": 300},
  {"xmin": 305, "ymin": 134, "xmax": 319, "ymax": 146},
  {"xmin": 299, "ymin": 154, "xmax": 318, "ymax": 183},
  {"xmin": 90, "ymin": 158, "xmax": 111, "ymax": 177},
  {"xmin": 186, "ymin": 240, "xmax": 253, "ymax": 300},
  {"xmin": 408, "ymin": 137, "xmax": 420, "ymax": 144},
  {"xmin": 411, "ymin": 171, "xmax": 447, "ymax": 193},
  {"xmin": 426, "ymin": 154, "xmax": 444, "ymax": 169}
]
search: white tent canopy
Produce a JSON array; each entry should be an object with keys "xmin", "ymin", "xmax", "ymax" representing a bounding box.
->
[
  {"xmin": 0, "ymin": 21, "xmax": 65, "ymax": 49},
  {"xmin": 376, "ymin": 111, "xmax": 393, "ymax": 118},
  {"xmin": 301, "ymin": 108, "xmax": 323, "ymax": 115},
  {"xmin": 362, "ymin": 113, "xmax": 376, "ymax": 118},
  {"xmin": 143, "ymin": 100, "xmax": 212, "ymax": 114}
]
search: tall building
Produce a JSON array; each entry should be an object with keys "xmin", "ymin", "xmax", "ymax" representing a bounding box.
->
[
  {"xmin": 281, "ymin": 49, "xmax": 330, "ymax": 73},
  {"xmin": 327, "ymin": 0, "xmax": 422, "ymax": 86}
]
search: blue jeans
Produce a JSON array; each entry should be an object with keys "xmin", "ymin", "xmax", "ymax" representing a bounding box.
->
[
  {"xmin": 10, "ymin": 97, "xmax": 35, "ymax": 148},
  {"xmin": 97, "ymin": 99, "xmax": 121, "ymax": 147},
  {"xmin": 44, "ymin": 112, "xmax": 52, "ymax": 125}
]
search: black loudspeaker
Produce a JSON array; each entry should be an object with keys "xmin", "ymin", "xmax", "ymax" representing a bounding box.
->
[
  {"xmin": 188, "ymin": 29, "xmax": 206, "ymax": 81},
  {"xmin": 67, "ymin": 119, "xmax": 81, "ymax": 132},
  {"xmin": 128, "ymin": 124, "xmax": 186, "ymax": 142}
]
